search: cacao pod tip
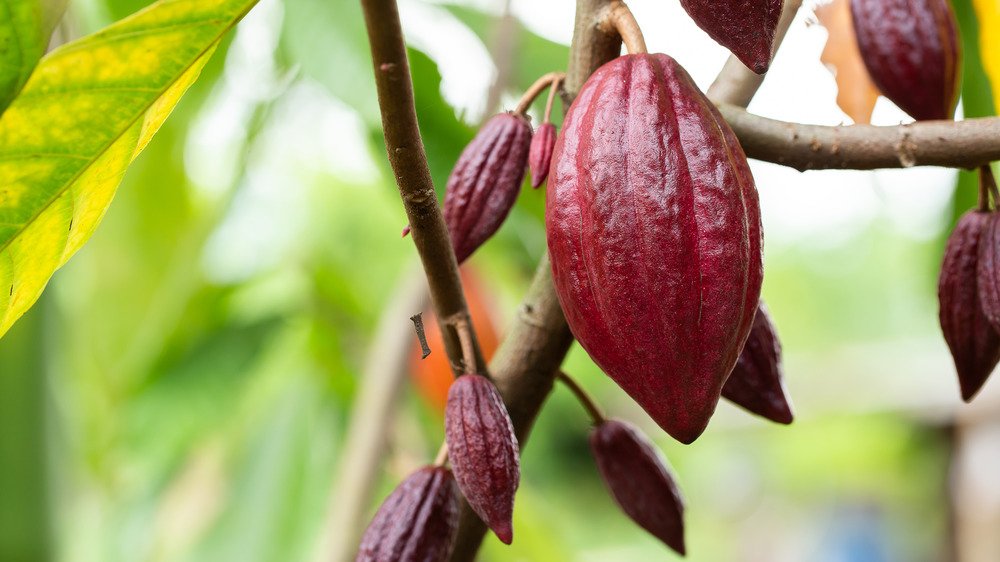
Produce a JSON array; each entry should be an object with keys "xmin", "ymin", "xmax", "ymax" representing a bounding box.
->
[{"xmin": 444, "ymin": 374, "xmax": 520, "ymax": 545}]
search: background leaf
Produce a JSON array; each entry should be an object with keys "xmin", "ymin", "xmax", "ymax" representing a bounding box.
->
[
  {"xmin": 0, "ymin": 0, "xmax": 68, "ymax": 113},
  {"xmin": 0, "ymin": 0, "xmax": 259, "ymax": 338}
]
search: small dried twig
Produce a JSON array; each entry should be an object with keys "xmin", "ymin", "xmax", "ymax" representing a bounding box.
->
[{"xmin": 410, "ymin": 313, "xmax": 431, "ymax": 359}]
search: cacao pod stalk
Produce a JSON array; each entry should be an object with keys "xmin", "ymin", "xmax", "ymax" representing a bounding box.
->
[
  {"xmin": 679, "ymin": 0, "xmax": 783, "ymax": 74},
  {"xmin": 939, "ymin": 211, "xmax": 1000, "ymax": 402},
  {"xmin": 851, "ymin": 0, "xmax": 961, "ymax": 121},
  {"xmin": 590, "ymin": 419, "xmax": 686, "ymax": 555},
  {"xmin": 443, "ymin": 113, "xmax": 532, "ymax": 263},
  {"xmin": 356, "ymin": 466, "xmax": 459, "ymax": 562},
  {"xmin": 547, "ymin": 53, "xmax": 763, "ymax": 444},
  {"xmin": 444, "ymin": 374, "xmax": 520, "ymax": 544},
  {"xmin": 722, "ymin": 302, "xmax": 794, "ymax": 424}
]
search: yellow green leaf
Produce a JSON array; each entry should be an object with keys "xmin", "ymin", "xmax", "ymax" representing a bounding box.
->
[
  {"xmin": 0, "ymin": 0, "xmax": 67, "ymax": 113},
  {"xmin": 0, "ymin": 0, "xmax": 258, "ymax": 338},
  {"xmin": 974, "ymin": 0, "xmax": 1000, "ymax": 111}
]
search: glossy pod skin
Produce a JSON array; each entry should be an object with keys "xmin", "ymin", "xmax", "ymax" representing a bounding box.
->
[
  {"xmin": 977, "ymin": 213, "xmax": 1000, "ymax": 333},
  {"xmin": 851, "ymin": 0, "xmax": 961, "ymax": 121},
  {"xmin": 939, "ymin": 211, "xmax": 1000, "ymax": 402},
  {"xmin": 679, "ymin": 0, "xmax": 782, "ymax": 74},
  {"xmin": 443, "ymin": 113, "xmax": 532, "ymax": 263},
  {"xmin": 547, "ymin": 53, "xmax": 762, "ymax": 444},
  {"xmin": 444, "ymin": 374, "xmax": 520, "ymax": 544},
  {"xmin": 529, "ymin": 122, "xmax": 557, "ymax": 188},
  {"xmin": 722, "ymin": 302, "xmax": 793, "ymax": 424},
  {"xmin": 356, "ymin": 466, "xmax": 460, "ymax": 562},
  {"xmin": 590, "ymin": 419, "xmax": 686, "ymax": 556}
]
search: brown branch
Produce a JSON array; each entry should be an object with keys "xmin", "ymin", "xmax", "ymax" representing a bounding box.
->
[
  {"xmin": 707, "ymin": 0, "xmax": 803, "ymax": 107},
  {"xmin": 360, "ymin": 0, "xmax": 486, "ymax": 376},
  {"xmin": 720, "ymin": 104, "xmax": 1000, "ymax": 171}
]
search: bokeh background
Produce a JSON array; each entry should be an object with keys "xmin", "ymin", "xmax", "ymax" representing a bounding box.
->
[{"xmin": 1, "ymin": 0, "xmax": 999, "ymax": 560}]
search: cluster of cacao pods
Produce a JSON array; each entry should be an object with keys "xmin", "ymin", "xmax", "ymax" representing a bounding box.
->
[
  {"xmin": 939, "ymin": 169, "xmax": 1000, "ymax": 402},
  {"xmin": 851, "ymin": 0, "xmax": 961, "ymax": 121}
]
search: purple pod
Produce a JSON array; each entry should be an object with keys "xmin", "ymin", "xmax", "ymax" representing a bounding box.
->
[
  {"xmin": 443, "ymin": 113, "xmax": 532, "ymax": 263},
  {"xmin": 679, "ymin": 0, "xmax": 783, "ymax": 74},
  {"xmin": 590, "ymin": 419, "xmax": 686, "ymax": 556},
  {"xmin": 722, "ymin": 302, "xmax": 794, "ymax": 424},
  {"xmin": 356, "ymin": 466, "xmax": 459, "ymax": 562},
  {"xmin": 529, "ymin": 123, "xmax": 557, "ymax": 188},
  {"xmin": 444, "ymin": 374, "xmax": 520, "ymax": 544}
]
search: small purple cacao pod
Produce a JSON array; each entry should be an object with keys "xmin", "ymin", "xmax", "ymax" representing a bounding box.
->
[
  {"xmin": 679, "ymin": 0, "xmax": 782, "ymax": 74},
  {"xmin": 443, "ymin": 113, "xmax": 532, "ymax": 263},
  {"xmin": 547, "ymin": 53, "xmax": 762, "ymax": 444},
  {"xmin": 590, "ymin": 419, "xmax": 686, "ymax": 555},
  {"xmin": 939, "ymin": 211, "xmax": 1000, "ymax": 402},
  {"xmin": 356, "ymin": 466, "xmax": 459, "ymax": 562},
  {"xmin": 978, "ymin": 213, "xmax": 1000, "ymax": 333},
  {"xmin": 529, "ymin": 123, "xmax": 557, "ymax": 188},
  {"xmin": 444, "ymin": 374, "xmax": 520, "ymax": 544},
  {"xmin": 722, "ymin": 302, "xmax": 794, "ymax": 424},
  {"xmin": 851, "ymin": 0, "xmax": 961, "ymax": 121}
]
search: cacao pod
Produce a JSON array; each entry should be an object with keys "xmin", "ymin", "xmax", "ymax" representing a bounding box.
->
[
  {"xmin": 529, "ymin": 122, "xmax": 557, "ymax": 188},
  {"xmin": 851, "ymin": 0, "xmax": 961, "ymax": 121},
  {"xmin": 590, "ymin": 419, "xmax": 686, "ymax": 555},
  {"xmin": 356, "ymin": 466, "xmax": 459, "ymax": 562},
  {"xmin": 978, "ymin": 212, "xmax": 1000, "ymax": 332},
  {"xmin": 444, "ymin": 374, "xmax": 520, "ymax": 544},
  {"xmin": 722, "ymin": 302, "xmax": 794, "ymax": 424},
  {"xmin": 679, "ymin": 0, "xmax": 782, "ymax": 74},
  {"xmin": 443, "ymin": 112, "xmax": 532, "ymax": 263},
  {"xmin": 939, "ymin": 211, "xmax": 1000, "ymax": 402},
  {"xmin": 547, "ymin": 53, "xmax": 763, "ymax": 444}
]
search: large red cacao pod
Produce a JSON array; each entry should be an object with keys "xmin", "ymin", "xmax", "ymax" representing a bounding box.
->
[
  {"xmin": 443, "ymin": 113, "xmax": 532, "ymax": 263},
  {"xmin": 356, "ymin": 466, "xmax": 459, "ymax": 562},
  {"xmin": 444, "ymin": 374, "xmax": 520, "ymax": 544},
  {"xmin": 939, "ymin": 211, "xmax": 1000, "ymax": 402},
  {"xmin": 679, "ymin": 0, "xmax": 783, "ymax": 74},
  {"xmin": 851, "ymin": 0, "xmax": 961, "ymax": 121},
  {"xmin": 547, "ymin": 53, "xmax": 763, "ymax": 444},
  {"xmin": 590, "ymin": 419, "xmax": 686, "ymax": 555},
  {"xmin": 722, "ymin": 302, "xmax": 794, "ymax": 424}
]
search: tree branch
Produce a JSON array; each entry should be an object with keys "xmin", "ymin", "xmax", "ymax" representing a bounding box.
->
[
  {"xmin": 359, "ymin": 0, "xmax": 486, "ymax": 375},
  {"xmin": 721, "ymin": 104, "xmax": 1000, "ymax": 171}
]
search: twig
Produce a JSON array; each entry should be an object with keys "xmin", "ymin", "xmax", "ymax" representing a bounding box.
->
[
  {"xmin": 410, "ymin": 313, "xmax": 430, "ymax": 359},
  {"xmin": 597, "ymin": 1, "xmax": 646, "ymax": 55},
  {"xmin": 359, "ymin": 0, "xmax": 486, "ymax": 376},
  {"xmin": 557, "ymin": 371, "xmax": 605, "ymax": 424},
  {"xmin": 719, "ymin": 104, "xmax": 1000, "ymax": 171}
]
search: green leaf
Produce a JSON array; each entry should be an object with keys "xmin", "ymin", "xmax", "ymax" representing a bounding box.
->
[
  {"xmin": 0, "ymin": 0, "xmax": 68, "ymax": 114},
  {"xmin": 0, "ymin": 0, "xmax": 258, "ymax": 338}
]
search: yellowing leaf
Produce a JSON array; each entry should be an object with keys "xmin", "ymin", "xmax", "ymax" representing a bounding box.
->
[
  {"xmin": 974, "ymin": 0, "xmax": 1000, "ymax": 112},
  {"xmin": 0, "ymin": 0, "xmax": 258, "ymax": 338},
  {"xmin": 0, "ymin": 0, "xmax": 67, "ymax": 113},
  {"xmin": 817, "ymin": 0, "xmax": 881, "ymax": 124}
]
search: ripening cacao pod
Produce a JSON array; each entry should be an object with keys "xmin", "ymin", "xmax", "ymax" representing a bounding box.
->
[
  {"xmin": 548, "ymin": 53, "xmax": 763, "ymax": 444},
  {"xmin": 444, "ymin": 374, "xmax": 520, "ymax": 544},
  {"xmin": 443, "ymin": 112, "xmax": 532, "ymax": 263},
  {"xmin": 939, "ymin": 211, "xmax": 1000, "ymax": 402},
  {"xmin": 529, "ymin": 123, "xmax": 557, "ymax": 188},
  {"xmin": 978, "ymin": 212, "xmax": 1000, "ymax": 333},
  {"xmin": 679, "ymin": 0, "xmax": 782, "ymax": 74},
  {"xmin": 356, "ymin": 466, "xmax": 459, "ymax": 562},
  {"xmin": 722, "ymin": 302, "xmax": 794, "ymax": 424},
  {"xmin": 590, "ymin": 419, "xmax": 686, "ymax": 555},
  {"xmin": 851, "ymin": 0, "xmax": 961, "ymax": 121}
]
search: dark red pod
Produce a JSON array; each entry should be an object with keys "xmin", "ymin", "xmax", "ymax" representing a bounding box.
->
[
  {"xmin": 722, "ymin": 302, "xmax": 794, "ymax": 424},
  {"xmin": 529, "ymin": 123, "xmax": 557, "ymax": 188},
  {"xmin": 939, "ymin": 211, "xmax": 1000, "ymax": 402},
  {"xmin": 356, "ymin": 466, "xmax": 459, "ymax": 562},
  {"xmin": 444, "ymin": 374, "xmax": 520, "ymax": 544},
  {"xmin": 679, "ymin": 0, "xmax": 782, "ymax": 74},
  {"xmin": 443, "ymin": 113, "xmax": 532, "ymax": 263},
  {"xmin": 590, "ymin": 419, "xmax": 686, "ymax": 555},
  {"xmin": 851, "ymin": 0, "xmax": 961, "ymax": 120},
  {"xmin": 547, "ymin": 53, "xmax": 762, "ymax": 444},
  {"xmin": 978, "ymin": 212, "xmax": 1000, "ymax": 332}
]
